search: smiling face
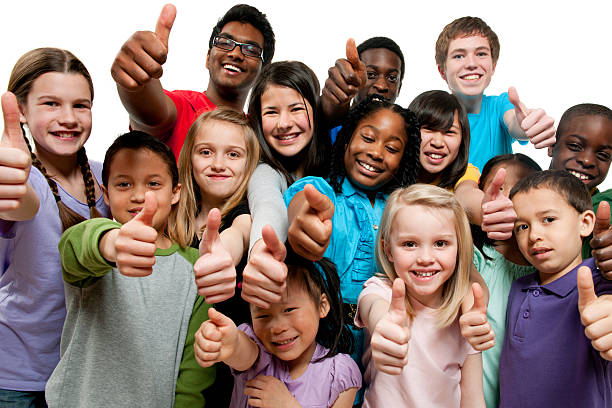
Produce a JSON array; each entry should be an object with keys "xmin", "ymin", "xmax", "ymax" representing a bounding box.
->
[
  {"xmin": 206, "ymin": 21, "xmax": 264, "ymax": 95},
  {"xmin": 191, "ymin": 119, "xmax": 247, "ymax": 206},
  {"xmin": 354, "ymin": 48, "xmax": 402, "ymax": 105},
  {"xmin": 385, "ymin": 205, "xmax": 457, "ymax": 308},
  {"xmin": 439, "ymin": 35, "xmax": 495, "ymax": 99},
  {"xmin": 250, "ymin": 278, "xmax": 329, "ymax": 374},
  {"xmin": 103, "ymin": 148, "xmax": 181, "ymax": 233},
  {"xmin": 19, "ymin": 72, "xmax": 92, "ymax": 160},
  {"xmin": 512, "ymin": 188, "xmax": 594, "ymax": 284},
  {"xmin": 549, "ymin": 115, "xmax": 612, "ymax": 191},
  {"xmin": 419, "ymin": 110, "xmax": 462, "ymax": 179},
  {"xmin": 260, "ymin": 84, "xmax": 314, "ymax": 158},
  {"xmin": 343, "ymin": 109, "xmax": 407, "ymax": 190}
]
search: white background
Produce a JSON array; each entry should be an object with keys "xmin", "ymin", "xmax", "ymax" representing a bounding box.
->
[{"xmin": 2, "ymin": 0, "xmax": 611, "ymax": 188}]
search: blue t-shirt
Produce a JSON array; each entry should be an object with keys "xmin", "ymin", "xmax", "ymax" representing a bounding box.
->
[{"xmin": 468, "ymin": 93, "xmax": 527, "ymax": 171}]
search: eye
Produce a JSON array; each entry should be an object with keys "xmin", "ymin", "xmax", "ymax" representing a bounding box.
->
[
  {"xmin": 43, "ymin": 101, "xmax": 59, "ymax": 107},
  {"xmin": 228, "ymin": 151, "xmax": 241, "ymax": 159},
  {"xmin": 284, "ymin": 307, "xmax": 297, "ymax": 313},
  {"xmin": 402, "ymin": 241, "xmax": 416, "ymax": 248},
  {"xmin": 360, "ymin": 132, "xmax": 375, "ymax": 143},
  {"xmin": 116, "ymin": 181, "xmax": 130, "ymax": 188},
  {"xmin": 434, "ymin": 240, "xmax": 447, "ymax": 248},
  {"xmin": 254, "ymin": 314, "xmax": 269, "ymax": 320},
  {"xmin": 452, "ymin": 54, "xmax": 463, "ymax": 60},
  {"xmin": 597, "ymin": 151, "xmax": 611, "ymax": 161},
  {"xmin": 543, "ymin": 216, "xmax": 555, "ymax": 224},
  {"xmin": 515, "ymin": 223, "xmax": 528, "ymax": 232},
  {"xmin": 199, "ymin": 148, "xmax": 212, "ymax": 156},
  {"xmin": 385, "ymin": 145, "xmax": 400, "ymax": 153},
  {"xmin": 367, "ymin": 71, "xmax": 378, "ymax": 80},
  {"xmin": 148, "ymin": 180, "xmax": 162, "ymax": 188},
  {"xmin": 291, "ymin": 105, "xmax": 306, "ymax": 113},
  {"xmin": 262, "ymin": 109, "xmax": 278, "ymax": 116},
  {"xmin": 476, "ymin": 51, "xmax": 489, "ymax": 57},
  {"xmin": 386, "ymin": 74, "xmax": 399, "ymax": 83},
  {"xmin": 566, "ymin": 142, "xmax": 582, "ymax": 152},
  {"xmin": 74, "ymin": 103, "xmax": 91, "ymax": 110}
]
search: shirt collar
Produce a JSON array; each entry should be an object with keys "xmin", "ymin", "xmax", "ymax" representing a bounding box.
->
[
  {"xmin": 340, "ymin": 177, "xmax": 388, "ymax": 201},
  {"xmin": 525, "ymin": 258, "xmax": 596, "ymax": 297}
]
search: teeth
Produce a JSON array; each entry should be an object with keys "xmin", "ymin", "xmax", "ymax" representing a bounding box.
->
[
  {"xmin": 428, "ymin": 153, "xmax": 443, "ymax": 159},
  {"xmin": 224, "ymin": 64, "xmax": 241, "ymax": 72},
  {"xmin": 569, "ymin": 170, "xmax": 590, "ymax": 181},
  {"xmin": 277, "ymin": 134, "xmax": 297, "ymax": 140},
  {"xmin": 463, "ymin": 74, "xmax": 480, "ymax": 80},
  {"xmin": 53, "ymin": 132, "xmax": 76, "ymax": 138},
  {"xmin": 359, "ymin": 161, "xmax": 378, "ymax": 172},
  {"xmin": 415, "ymin": 271, "xmax": 436, "ymax": 277},
  {"xmin": 276, "ymin": 338, "xmax": 295, "ymax": 345}
]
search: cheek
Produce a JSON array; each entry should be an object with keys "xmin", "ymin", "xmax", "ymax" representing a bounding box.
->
[{"xmin": 447, "ymin": 138, "xmax": 461, "ymax": 161}]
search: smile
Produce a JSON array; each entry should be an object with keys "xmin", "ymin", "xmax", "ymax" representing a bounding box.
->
[
  {"xmin": 357, "ymin": 160, "xmax": 382, "ymax": 173},
  {"xmin": 223, "ymin": 64, "xmax": 243, "ymax": 73},
  {"xmin": 460, "ymin": 73, "xmax": 482, "ymax": 81},
  {"xmin": 51, "ymin": 131, "xmax": 79, "ymax": 139},
  {"xmin": 568, "ymin": 170, "xmax": 593, "ymax": 181},
  {"xmin": 412, "ymin": 270, "xmax": 439, "ymax": 278}
]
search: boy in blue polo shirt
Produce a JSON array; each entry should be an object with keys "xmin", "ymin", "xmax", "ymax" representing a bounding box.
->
[
  {"xmin": 499, "ymin": 170, "xmax": 612, "ymax": 407},
  {"xmin": 435, "ymin": 17, "xmax": 556, "ymax": 171}
]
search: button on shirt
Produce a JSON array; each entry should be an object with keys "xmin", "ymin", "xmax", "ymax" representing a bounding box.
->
[{"xmin": 499, "ymin": 258, "xmax": 612, "ymax": 408}]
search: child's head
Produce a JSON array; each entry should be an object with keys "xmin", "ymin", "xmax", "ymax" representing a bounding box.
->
[
  {"xmin": 510, "ymin": 170, "xmax": 595, "ymax": 279},
  {"xmin": 247, "ymin": 60, "xmax": 328, "ymax": 182},
  {"xmin": 102, "ymin": 131, "xmax": 180, "ymax": 234},
  {"xmin": 249, "ymin": 249, "xmax": 352, "ymax": 368},
  {"xmin": 435, "ymin": 17, "xmax": 499, "ymax": 98},
  {"xmin": 548, "ymin": 103, "xmax": 612, "ymax": 191},
  {"xmin": 376, "ymin": 184, "xmax": 472, "ymax": 327},
  {"xmin": 172, "ymin": 108, "xmax": 259, "ymax": 247},
  {"xmin": 479, "ymin": 153, "xmax": 542, "ymax": 197},
  {"xmin": 329, "ymin": 95, "xmax": 420, "ymax": 194},
  {"xmin": 409, "ymin": 90, "xmax": 469, "ymax": 187},
  {"xmin": 7, "ymin": 47, "xmax": 99, "ymax": 230}
]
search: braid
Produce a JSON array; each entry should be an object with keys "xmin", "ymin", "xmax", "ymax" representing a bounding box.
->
[
  {"xmin": 77, "ymin": 147, "xmax": 102, "ymax": 219},
  {"xmin": 23, "ymin": 135, "xmax": 61, "ymax": 200}
]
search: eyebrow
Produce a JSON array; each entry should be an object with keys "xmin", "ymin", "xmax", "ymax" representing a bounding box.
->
[
  {"xmin": 450, "ymin": 46, "xmax": 491, "ymax": 53},
  {"xmin": 262, "ymin": 101, "xmax": 306, "ymax": 110},
  {"xmin": 219, "ymin": 32, "xmax": 262, "ymax": 48},
  {"xmin": 366, "ymin": 65, "xmax": 399, "ymax": 72},
  {"xmin": 194, "ymin": 142, "xmax": 246, "ymax": 151}
]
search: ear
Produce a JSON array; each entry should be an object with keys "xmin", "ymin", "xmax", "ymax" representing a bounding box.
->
[
  {"xmin": 17, "ymin": 103, "xmax": 27, "ymax": 124},
  {"xmin": 102, "ymin": 184, "xmax": 110, "ymax": 207},
  {"xmin": 491, "ymin": 61, "xmax": 497, "ymax": 75},
  {"xmin": 205, "ymin": 50, "xmax": 211, "ymax": 70},
  {"xmin": 171, "ymin": 183, "xmax": 182, "ymax": 206},
  {"xmin": 383, "ymin": 238, "xmax": 394, "ymax": 263},
  {"xmin": 319, "ymin": 293, "xmax": 330, "ymax": 319},
  {"xmin": 579, "ymin": 209, "xmax": 596, "ymax": 238},
  {"xmin": 437, "ymin": 65, "xmax": 447, "ymax": 81},
  {"xmin": 547, "ymin": 145, "xmax": 554, "ymax": 157}
]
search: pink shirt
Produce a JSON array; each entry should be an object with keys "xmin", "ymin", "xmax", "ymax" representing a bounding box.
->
[{"xmin": 356, "ymin": 277, "xmax": 477, "ymax": 408}]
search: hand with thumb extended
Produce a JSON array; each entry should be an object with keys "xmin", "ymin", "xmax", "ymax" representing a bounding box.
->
[
  {"xmin": 194, "ymin": 307, "xmax": 239, "ymax": 367},
  {"xmin": 345, "ymin": 38, "xmax": 367, "ymax": 89},
  {"xmin": 287, "ymin": 184, "xmax": 334, "ymax": 261},
  {"xmin": 194, "ymin": 208, "xmax": 236, "ymax": 304},
  {"xmin": 459, "ymin": 282, "xmax": 495, "ymax": 351},
  {"xmin": 481, "ymin": 167, "xmax": 516, "ymax": 241},
  {"xmin": 371, "ymin": 278, "xmax": 411, "ymax": 375},
  {"xmin": 577, "ymin": 266, "xmax": 612, "ymax": 361},
  {"xmin": 114, "ymin": 191, "xmax": 159, "ymax": 277},
  {"xmin": 590, "ymin": 202, "xmax": 612, "ymax": 280},
  {"xmin": 0, "ymin": 92, "xmax": 32, "ymax": 212},
  {"xmin": 508, "ymin": 87, "xmax": 556, "ymax": 149}
]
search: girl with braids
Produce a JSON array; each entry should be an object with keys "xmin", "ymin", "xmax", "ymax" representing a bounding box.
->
[{"xmin": 0, "ymin": 48, "xmax": 109, "ymax": 405}]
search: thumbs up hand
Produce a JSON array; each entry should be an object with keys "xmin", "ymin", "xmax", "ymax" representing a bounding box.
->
[
  {"xmin": 590, "ymin": 202, "xmax": 612, "ymax": 280},
  {"xmin": 111, "ymin": 4, "xmax": 176, "ymax": 90},
  {"xmin": 287, "ymin": 184, "xmax": 335, "ymax": 261},
  {"xmin": 371, "ymin": 278, "xmax": 411, "ymax": 375},
  {"xmin": 459, "ymin": 283, "xmax": 495, "ymax": 351},
  {"xmin": 194, "ymin": 208, "xmax": 236, "ymax": 304},
  {"xmin": 194, "ymin": 307, "xmax": 239, "ymax": 368},
  {"xmin": 0, "ymin": 92, "xmax": 32, "ymax": 213},
  {"xmin": 508, "ymin": 87, "xmax": 556, "ymax": 149},
  {"xmin": 481, "ymin": 167, "xmax": 517, "ymax": 241},
  {"xmin": 112, "ymin": 191, "xmax": 159, "ymax": 277},
  {"xmin": 577, "ymin": 266, "xmax": 612, "ymax": 361}
]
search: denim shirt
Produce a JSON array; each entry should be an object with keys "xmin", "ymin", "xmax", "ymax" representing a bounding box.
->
[{"xmin": 284, "ymin": 176, "xmax": 388, "ymax": 304}]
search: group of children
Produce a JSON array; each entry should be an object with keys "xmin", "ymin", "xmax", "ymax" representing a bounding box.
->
[{"xmin": 0, "ymin": 5, "xmax": 611, "ymax": 408}]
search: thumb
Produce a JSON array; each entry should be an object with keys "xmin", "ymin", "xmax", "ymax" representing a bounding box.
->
[
  {"xmin": 262, "ymin": 224, "xmax": 286, "ymax": 262},
  {"xmin": 155, "ymin": 4, "xmax": 176, "ymax": 49},
  {"xmin": 304, "ymin": 184, "xmax": 334, "ymax": 221},
  {"xmin": 200, "ymin": 208, "xmax": 221, "ymax": 255},
  {"xmin": 389, "ymin": 278, "xmax": 407, "ymax": 318},
  {"xmin": 207, "ymin": 307, "xmax": 233, "ymax": 328},
  {"xmin": 508, "ymin": 87, "xmax": 528, "ymax": 124},
  {"xmin": 345, "ymin": 38, "xmax": 366, "ymax": 87},
  {"xmin": 134, "ymin": 191, "xmax": 158, "ymax": 227},
  {"xmin": 1, "ymin": 92, "xmax": 26, "ymax": 150},
  {"xmin": 577, "ymin": 266, "xmax": 598, "ymax": 314},
  {"xmin": 593, "ymin": 201, "xmax": 611, "ymax": 237},
  {"xmin": 483, "ymin": 167, "xmax": 506, "ymax": 203},
  {"xmin": 470, "ymin": 282, "xmax": 487, "ymax": 313}
]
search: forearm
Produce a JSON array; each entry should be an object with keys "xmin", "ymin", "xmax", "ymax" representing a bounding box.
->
[
  {"xmin": 0, "ymin": 184, "xmax": 39, "ymax": 221},
  {"xmin": 503, "ymin": 109, "xmax": 528, "ymax": 141},
  {"xmin": 459, "ymin": 353, "xmax": 485, "ymax": 408},
  {"xmin": 360, "ymin": 294, "xmax": 390, "ymax": 330},
  {"xmin": 220, "ymin": 225, "xmax": 248, "ymax": 266},
  {"xmin": 223, "ymin": 331, "xmax": 259, "ymax": 371},
  {"xmin": 455, "ymin": 180, "xmax": 484, "ymax": 226}
]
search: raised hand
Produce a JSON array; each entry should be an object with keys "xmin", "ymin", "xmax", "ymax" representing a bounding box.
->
[
  {"xmin": 242, "ymin": 225, "xmax": 288, "ymax": 308},
  {"xmin": 111, "ymin": 4, "xmax": 176, "ymax": 90},
  {"xmin": 244, "ymin": 375, "xmax": 300, "ymax": 408},
  {"xmin": 113, "ymin": 191, "xmax": 159, "ymax": 277},
  {"xmin": 459, "ymin": 282, "xmax": 495, "ymax": 351},
  {"xmin": 591, "ymin": 201, "xmax": 612, "ymax": 279},
  {"xmin": 481, "ymin": 167, "xmax": 517, "ymax": 240},
  {"xmin": 0, "ymin": 92, "xmax": 31, "ymax": 212},
  {"xmin": 194, "ymin": 307, "xmax": 239, "ymax": 368},
  {"xmin": 508, "ymin": 87, "xmax": 556, "ymax": 149},
  {"xmin": 371, "ymin": 278, "xmax": 410, "ymax": 375},
  {"xmin": 577, "ymin": 266, "xmax": 612, "ymax": 361},
  {"xmin": 194, "ymin": 208, "xmax": 236, "ymax": 304},
  {"xmin": 287, "ymin": 184, "xmax": 334, "ymax": 260}
]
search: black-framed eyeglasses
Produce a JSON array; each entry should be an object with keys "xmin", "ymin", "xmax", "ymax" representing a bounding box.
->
[{"xmin": 213, "ymin": 36, "xmax": 263, "ymax": 60}]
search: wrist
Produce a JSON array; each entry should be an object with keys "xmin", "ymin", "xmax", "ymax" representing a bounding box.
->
[{"xmin": 99, "ymin": 228, "xmax": 119, "ymax": 263}]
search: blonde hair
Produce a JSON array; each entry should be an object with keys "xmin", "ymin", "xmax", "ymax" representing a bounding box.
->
[
  {"xmin": 169, "ymin": 107, "xmax": 260, "ymax": 247},
  {"xmin": 375, "ymin": 184, "xmax": 472, "ymax": 327}
]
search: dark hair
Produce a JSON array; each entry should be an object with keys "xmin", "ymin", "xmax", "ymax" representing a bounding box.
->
[
  {"xmin": 284, "ymin": 248, "xmax": 353, "ymax": 359},
  {"xmin": 8, "ymin": 47, "xmax": 100, "ymax": 231},
  {"xmin": 103, "ymin": 131, "xmax": 178, "ymax": 188},
  {"xmin": 329, "ymin": 95, "xmax": 420, "ymax": 194},
  {"xmin": 209, "ymin": 4, "xmax": 275, "ymax": 66},
  {"xmin": 510, "ymin": 169, "xmax": 592, "ymax": 214},
  {"xmin": 556, "ymin": 103, "xmax": 612, "ymax": 143},
  {"xmin": 248, "ymin": 61, "xmax": 330, "ymax": 183},
  {"xmin": 409, "ymin": 90, "xmax": 469, "ymax": 188},
  {"xmin": 357, "ymin": 36, "xmax": 405, "ymax": 84}
]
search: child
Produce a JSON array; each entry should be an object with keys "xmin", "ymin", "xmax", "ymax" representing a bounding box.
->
[
  {"xmin": 45, "ymin": 131, "xmax": 213, "ymax": 407},
  {"xmin": 194, "ymin": 244, "xmax": 362, "ymax": 407},
  {"xmin": 243, "ymin": 60, "xmax": 331, "ymax": 307},
  {"xmin": 499, "ymin": 169, "xmax": 612, "ymax": 407},
  {"xmin": 0, "ymin": 48, "xmax": 110, "ymax": 405},
  {"xmin": 435, "ymin": 16, "xmax": 556, "ymax": 171},
  {"xmin": 356, "ymin": 184, "xmax": 485, "ymax": 407}
]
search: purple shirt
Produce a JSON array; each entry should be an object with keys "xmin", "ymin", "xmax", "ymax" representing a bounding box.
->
[
  {"xmin": 230, "ymin": 323, "xmax": 362, "ymax": 408},
  {"xmin": 0, "ymin": 164, "xmax": 109, "ymax": 391},
  {"xmin": 499, "ymin": 258, "xmax": 612, "ymax": 407}
]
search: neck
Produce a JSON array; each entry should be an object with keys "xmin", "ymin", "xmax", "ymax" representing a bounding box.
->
[
  {"xmin": 204, "ymin": 85, "xmax": 247, "ymax": 112},
  {"xmin": 155, "ymin": 232, "xmax": 173, "ymax": 250},
  {"xmin": 454, "ymin": 93, "xmax": 483, "ymax": 114},
  {"xmin": 287, "ymin": 341, "xmax": 317, "ymax": 380},
  {"xmin": 417, "ymin": 168, "xmax": 437, "ymax": 184},
  {"xmin": 35, "ymin": 146, "xmax": 81, "ymax": 180},
  {"xmin": 539, "ymin": 256, "xmax": 583, "ymax": 286}
]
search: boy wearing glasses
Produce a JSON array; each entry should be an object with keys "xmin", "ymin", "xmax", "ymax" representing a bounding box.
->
[{"xmin": 111, "ymin": 3, "xmax": 275, "ymax": 158}]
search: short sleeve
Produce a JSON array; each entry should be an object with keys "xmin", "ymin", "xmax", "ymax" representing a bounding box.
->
[
  {"xmin": 454, "ymin": 163, "xmax": 481, "ymax": 189},
  {"xmin": 354, "ymin": 276, "xmax": 392, "ymax": 328},
  {"xmin": 232, "ymin": 323, "xmax": 273, "ymax": 375},
  {"xmin": 283, "ymin": 176, "xmax": 337, "ymax": 208},
  {"xmin": 328, "ymin": 353, "xmax": 362, "ymax": 406}
]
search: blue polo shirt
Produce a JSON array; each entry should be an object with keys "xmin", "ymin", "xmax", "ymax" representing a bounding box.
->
[{"xmin": 499, "ymin": 258, "xmax": 612, "ymax": 408}]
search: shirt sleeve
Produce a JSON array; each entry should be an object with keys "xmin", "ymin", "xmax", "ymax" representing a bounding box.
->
[
  {"xmin": 231, "ymin": 323, "xmax": 273, "ymax": 376},
  {"xmin": 328, "ymin": 353, "xmax": 362, "ymax": 406},
  {"xmin": 354, "ymin": 276, "xmax": 392, "ymax": 328},
  {"xmin": 454, "ymin": 163, "xmax": 481, "ymax": 189}
]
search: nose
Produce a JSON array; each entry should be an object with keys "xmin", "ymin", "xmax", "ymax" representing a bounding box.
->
[
  {"xmin": 429, "ymin": 131, "xmax": 445, "ymax": 148},
  {"xmin": 130, "ymin": 184, "xmax": 146, "ymax": 203},
  {"xmin": 277, "ymin": 110, "xmax": 292, "ymax": 131},
  {"xmin": 270, "ymin": 315, "xmax": 289, "ymax": 335},
  {"xmin": 576, "ymin": 151, "xmax": 595, "ymax": 169},
  {"xmin": 226, "ymin": 42, "xmax": 244, "ymax": 60},
  {"xmin": 372, "ymin": 76, "xmax": 389, "ymax": 94},
  {"xmin": 367, "ymin": 142, "xmax": 384, "ymax": 162},
  {"xmin": 416, "ymin": 247, "xmax": 435, "ymax": 265},
  {"xmin": 464, "ymin": 52, "xmax": 477, "ymax": 68},
  {"xmin": 59, "ymin": 106, "xmax": 77, "ymax": 127},
  {"xmin": 211, "ymin": 152, "xmax": 225, "ymax": 171},
  {"xmin": 528, "ymin": 224, "xmax": 541, "ymax": 243}
]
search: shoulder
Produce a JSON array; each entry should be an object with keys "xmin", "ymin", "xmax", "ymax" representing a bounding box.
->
[
  {"xmin": 164, "ymin": 90, "xmax": 216, "ymax": 110},
  {"xmin": 172, "ymin": 244, "xmax": 200, "ymax": 265},
  {"xmin": 360, "ymin": 276, "xmax": 393, "ymax": 299}
]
